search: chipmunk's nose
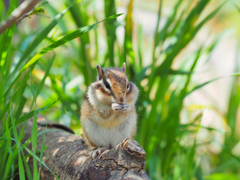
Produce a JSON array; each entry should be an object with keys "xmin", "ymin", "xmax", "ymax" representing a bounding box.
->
[
  {"xmin": 117, "ymin": 95, "xmax": 125, "ymax": 104},
  {"xmin": 120, "ymin": 97, "xmax": 123, "ymax": 103}
]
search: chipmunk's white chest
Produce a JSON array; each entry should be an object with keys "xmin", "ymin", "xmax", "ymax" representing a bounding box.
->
[{"xmin": 83, "ymin": 114, "xmax": 135, "ymax": 148}]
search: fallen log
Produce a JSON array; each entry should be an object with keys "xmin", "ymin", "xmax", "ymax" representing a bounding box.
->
[{"xmin": 20, "ymin": 115, "xmax": 150, "ymax": 180}]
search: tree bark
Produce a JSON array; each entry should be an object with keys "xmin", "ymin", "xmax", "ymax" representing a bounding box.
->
[
  {"xmin": 20, "ymin": 115, "xmax": 150, "ymax": 180},
  {"xmin": 0, "ymin": 0, "xmax": 40, "ymax": 34}
]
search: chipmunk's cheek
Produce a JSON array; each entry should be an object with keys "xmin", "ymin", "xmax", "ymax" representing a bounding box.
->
[
  {"xmin": 111, "ymin": 96, "xmax": 115, "ymax": 103},
  {"xmin": 96, "ymin": 91, "xmax": 105, "ymax": 101},
  {"xmin": 96, "ymin": 90, "xmax": 112, "ymax": 105}
]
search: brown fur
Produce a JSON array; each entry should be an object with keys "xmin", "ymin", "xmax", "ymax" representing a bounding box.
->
[
  {"xmin": 82, "ymin": 128, "xmax": 97, "ymax": 149},
  {"xmin": 80, "ymin": 65, "xmax": 139, "ymax": 148},
  {"xmin": 130, "ymin": 125, "xmax": 136, "ymax": 139}
]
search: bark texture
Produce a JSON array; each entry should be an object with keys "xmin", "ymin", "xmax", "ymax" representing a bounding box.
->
[
  {"xmin": 21, "ymin": 115, "xmax": 150, "ymax": 180},
  {"xmin": 0, "ymin": 0, "xmax": 40, "ymax": 34}
]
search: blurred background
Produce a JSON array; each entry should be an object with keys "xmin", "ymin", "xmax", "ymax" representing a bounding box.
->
[{"xmin": 1, "ymin": 0, "xmax": 240, "ymax": 179}]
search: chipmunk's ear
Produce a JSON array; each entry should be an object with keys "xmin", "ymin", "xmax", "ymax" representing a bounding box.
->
[
  {"xmin": 122, "ymin": 63, "xmax": 126, "ymax": 72},
  {"xmin": 96, "ymin": 65, "xmax": 104, "ymax": 81}
]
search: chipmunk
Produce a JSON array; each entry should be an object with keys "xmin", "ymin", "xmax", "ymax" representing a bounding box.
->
[{"xmin": 80, "ymin": 63, "xmax": 138, "ymax": 158}]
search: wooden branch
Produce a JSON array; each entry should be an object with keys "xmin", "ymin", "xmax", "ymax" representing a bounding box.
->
[
  {"xmin": 20, "ymin": 115, "xmax": 150, "ymax": 180},
  {"xmin": 0, "ymin": 0, "xmax": 40, "ymax": 34}
]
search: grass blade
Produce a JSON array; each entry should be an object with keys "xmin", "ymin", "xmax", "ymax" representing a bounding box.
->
[
  {"xmin": 10, "ymin": 104, "xmax": 25, "ymax": 180},
  {"xmin": 20, "ymin": 13, "xmax": 123, "ymax": 73},
  {"xmin": 4, "ymin": 1, "xmax": 78, "ymax": 95},
  {"xmin": 123, "ymin": 0, "xmax": 135, "ymax": 70},
  {"xmin": 32, "ymin": 112, "xmax": 38, "ymax": 179},
  {"xmin": 104, "ymin": 0, "xmax": 117, "ymax": 66},
  {"xmin": 185, "ymin": 74, "xmax": 240, "ymax": 98},
  {"xmin": 15, "ymin": 97, "xmax": 60, "ymax": 125}
]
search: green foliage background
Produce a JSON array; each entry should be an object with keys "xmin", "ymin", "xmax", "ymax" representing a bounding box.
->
[{"xmin": 0, "ymin": 0, "xmax": 240, "ymax": 179}]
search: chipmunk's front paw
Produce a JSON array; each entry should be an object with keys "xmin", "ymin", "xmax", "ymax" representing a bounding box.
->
[
  {"xmin": 91, "ymin": 148, "xmax": 107, "ymax": 159},
  {"xmin": 121, "ymin": 103, "xmax": 129, "ymax": 111},
  {"xmin": 112, "ymin": 103, "xmax": 129, "ymax": 111}
]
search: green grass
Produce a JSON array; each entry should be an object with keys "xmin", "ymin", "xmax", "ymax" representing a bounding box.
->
[{"xmin": 0, "ymin": 0, "xmax": 240, "ymax": 179}]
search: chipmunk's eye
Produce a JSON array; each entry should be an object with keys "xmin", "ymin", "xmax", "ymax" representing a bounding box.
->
[
  {"xmin": 105, "ymin": 81, "xmax": 111, "ymax": 90},
  {"xmin": 127, "ymin": 83, "xmax": 129, "ymax": 89}
]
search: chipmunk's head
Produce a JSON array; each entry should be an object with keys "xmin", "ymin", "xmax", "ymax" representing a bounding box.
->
[{"xmin": 89, "ymin": 63, "xmax": 138, "ymax": 110}]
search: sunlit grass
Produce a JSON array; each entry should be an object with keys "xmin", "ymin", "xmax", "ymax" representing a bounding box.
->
[{"xmin": 0, "ymin": 0, "xmax": 239, "ymax": 179}]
